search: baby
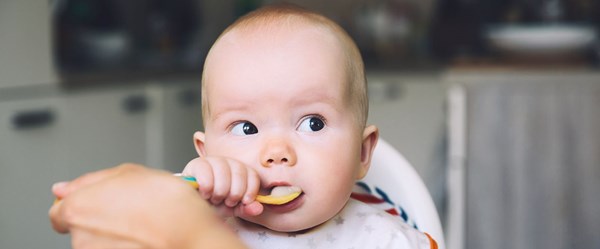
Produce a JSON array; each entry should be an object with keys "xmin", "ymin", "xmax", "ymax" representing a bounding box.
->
[{"xmin": 182, "ymin": 4, "xmax": 437, "ymax": 248}]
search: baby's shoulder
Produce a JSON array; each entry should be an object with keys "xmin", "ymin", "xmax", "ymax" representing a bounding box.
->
[{"xmin": 336, "ymin": 199, "xmax": 416, "ymax": 233}]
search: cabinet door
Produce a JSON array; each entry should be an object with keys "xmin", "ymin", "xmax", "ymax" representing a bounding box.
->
[
  {"xmin": 60, "ymin": 87, "xmax": 149, "ymax": 177},
  {"xmin": 367, "ymin": 74, "xmax": 446, "ymax": 217},
  {"xmin": 0, "ymin": 87, "xmax": 149, "ymax": 248},
  {"xmin": 0, "ymin": 97, "xmax": 71, "ymax": 248},
  {"xmin": 147, "ymin": 81, "xmax": 203, "ymax": 173},
  {"xmin": 367, "ymin": 75, "xmax": 446, "ymax": 180}
]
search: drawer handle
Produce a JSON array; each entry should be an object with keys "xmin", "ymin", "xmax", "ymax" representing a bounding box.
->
[
  {"xmin": 177, "ymin": 89, "xmax": 200, "ymax": 107},
  {"xmin": 122, "ymin": 94, "xmax": 149, "ymax": 114},
  {"xmin": 12, "ymin": 109, "xmax": 55, "ymax": 129}
]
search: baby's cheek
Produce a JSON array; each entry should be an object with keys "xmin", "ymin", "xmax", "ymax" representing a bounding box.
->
[
  {"xmin": 312, "ymin": 178, "xmax": 353, "ymax": 209},
  {"xmin": 311, "ymin": 191, "xmax": 351, "ymax": 225}
]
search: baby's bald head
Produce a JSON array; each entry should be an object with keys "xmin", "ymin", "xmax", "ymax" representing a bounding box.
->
[{"xmin": 201, "ymin": 4, "xmax": 368, "ymax": 128}]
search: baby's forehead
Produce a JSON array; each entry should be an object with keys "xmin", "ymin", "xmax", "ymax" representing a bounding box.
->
[
  {"xmin": 206, "ymin": 20, "xmax": 350, "ymax": 81},
  {"xmin": 221, "ymin": 19, "xmax": 340, "ymax": 50},
  {"xmin": 202, "ymin": 8, "xmax": 367, "ymax": 126}
]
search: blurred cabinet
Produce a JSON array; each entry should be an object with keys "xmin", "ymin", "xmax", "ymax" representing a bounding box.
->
[
  {"xmin": 0, "ymin": 79, "xmax": 201, "ymax": 248},
  {"xmin": 61, "ymin": 87, "xmax": 150, "ymax": 171},
  {"xmin": 145, "ymin": 80, "xmax": 203, "ymax": 173},
  {"xmin": 0, "ymin": 96, "xmax": 72, "ymax": 248},
  {"xmin": 366, "ymin": 72, "xmax": 446, "ymax": 216},
  {"xmin": 444, "ymin": 71, "xmax": 600, "ymax": 249}
]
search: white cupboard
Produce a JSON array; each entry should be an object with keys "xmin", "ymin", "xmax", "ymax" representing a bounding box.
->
[{"xmin": 0, "ymin": 79, "xmax": 202, "ymax": 248}]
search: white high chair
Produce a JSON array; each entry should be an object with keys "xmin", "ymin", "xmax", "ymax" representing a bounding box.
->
[{"xmin": 359, "ymin": 139, "xmax": 446, "ymax": 249}]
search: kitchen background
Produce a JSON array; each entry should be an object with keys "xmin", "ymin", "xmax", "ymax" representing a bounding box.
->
[{"xmin": 1, "ymin": 0, "xmax": 599, "ymax": 248}]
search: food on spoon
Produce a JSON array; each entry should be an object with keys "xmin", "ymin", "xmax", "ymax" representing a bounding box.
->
[{"xmin": 256, "ymin": 186, "xmax": 302, "ymax": 205}]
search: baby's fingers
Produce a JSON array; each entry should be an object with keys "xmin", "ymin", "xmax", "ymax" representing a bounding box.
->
[
  {"xmin": 221, "ymin": 159, "xmax": 260, "ymax": 207},
  {"xmin": 224, "ymin": 160, "xmax": 247, "ymax": 207},
  {"xmin": 182, "ymin": 157, "xmax": 259, "ymax": 209},
  {"xmin": 182, "ymin": 158, "xmax": 214, "ymax": 200},
  {"xmin": 243, "ymin": 169, "xmax": 260, "ymax": 205},
  {"xmin": 225, "ymin": 160, "xmax": 261, "ymax": 207},
  {"xmin": 207, "ymin": 158, "xmax": 231, "ymax": 205}
]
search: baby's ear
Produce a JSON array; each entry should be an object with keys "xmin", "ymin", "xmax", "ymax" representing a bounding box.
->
[
  {"xmin": 193, "ymin": 131, "xmax": 207, "ymax": 157},
  {"xmin": 357, "ymin": 125, "xmax": 379, "ymax": 179}
]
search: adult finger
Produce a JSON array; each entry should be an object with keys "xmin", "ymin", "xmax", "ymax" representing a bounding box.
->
[
  {"xmin": 48, "ymin": 200, "xmax": 69, "ymax": 234},
  {"xmin": 55, "ymin": 164, "xmax": 141, "ymax": 199}
]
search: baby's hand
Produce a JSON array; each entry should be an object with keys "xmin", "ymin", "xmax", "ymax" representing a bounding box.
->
[{"xmin": 182, "ymin": 157, "xmax": 263, "ymax": 218}]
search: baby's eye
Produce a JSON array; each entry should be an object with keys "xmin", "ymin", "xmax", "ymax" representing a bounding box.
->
[
  {"xmin": 231, "ymin": 121, "xmax": 258, "ymax": 135},
  {"xmin": 298, "ymin": 116, "xmax": 325, "ymax": 132}
]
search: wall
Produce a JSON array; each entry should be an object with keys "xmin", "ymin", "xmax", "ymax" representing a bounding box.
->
[{"xmin": 0, "ymin": 1, "xmax": 57, "ymax": 88}]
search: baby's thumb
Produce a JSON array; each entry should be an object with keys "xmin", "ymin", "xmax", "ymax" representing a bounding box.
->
[{"xmin": 235, "ymin": 201, "xmax": 263, "ymax": 217}]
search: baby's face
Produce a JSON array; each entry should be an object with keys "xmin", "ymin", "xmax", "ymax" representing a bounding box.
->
[{"xmin": 201, "ymin": 26, "xmax": 367, "ymax": 232}]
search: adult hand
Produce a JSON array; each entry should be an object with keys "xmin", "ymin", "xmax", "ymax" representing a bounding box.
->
[{"xmin": 49, "ymin": 163, "xmax": 247, "ymax": 249}]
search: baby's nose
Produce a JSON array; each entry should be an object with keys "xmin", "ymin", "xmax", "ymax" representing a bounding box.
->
[{"xmin": 260, "ymin": 139, "xmax": 297, "ymax": 167}]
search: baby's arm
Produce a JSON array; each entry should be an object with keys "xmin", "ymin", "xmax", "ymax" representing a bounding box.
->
[{"xmin": 182, "ymin": 157, "xmax": 263, "ymax": 217}]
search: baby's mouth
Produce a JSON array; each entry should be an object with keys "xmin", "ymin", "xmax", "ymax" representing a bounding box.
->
[{"xmin": 257, "ymin": 185, "xmax": 303, "ymax": 205}]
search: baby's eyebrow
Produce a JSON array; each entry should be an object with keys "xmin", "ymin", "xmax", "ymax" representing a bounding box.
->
[
  {"xmin": 210, "ymin": 102, "xmax": 253, "ymax": 122},
  {"xmin": 290, "ymin": 90, "xmax": 340, "ymax": 109}
]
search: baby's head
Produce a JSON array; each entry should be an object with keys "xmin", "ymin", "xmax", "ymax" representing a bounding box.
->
[
  {"xmin": 202, "ymin": 4, "xmax": 368, "ymax": 129},
  {"xmin": 195, "ymin": 4, "xmax": 378, "ymax": 232}
]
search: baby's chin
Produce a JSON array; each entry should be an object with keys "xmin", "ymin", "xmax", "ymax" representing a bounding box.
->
[
  {"xmin": 261, "ymin": 222, "xmax": 324, "ymax": 234},
  {"xmin": 266, "ymin": 223, "xmax": 318, "ymax": 233},
  {"xmin": 240, "ymin": 216, "xmax": 326, "ymax": 233},
  {"xmin": 246, "ymin": 200, "xmax": 350, "ymax": 232}
]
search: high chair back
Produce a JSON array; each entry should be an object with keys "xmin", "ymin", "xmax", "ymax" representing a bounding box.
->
[{"xmin": 357, "ymin": 139, "xmax": 446, "ymax": 249}]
